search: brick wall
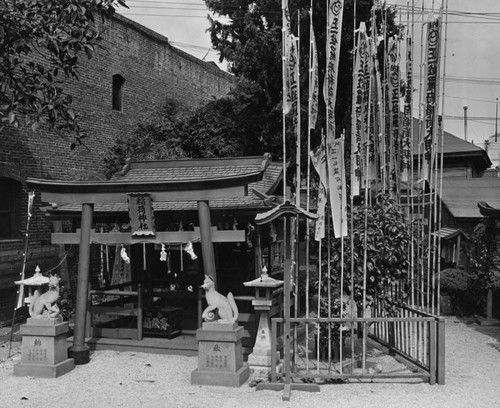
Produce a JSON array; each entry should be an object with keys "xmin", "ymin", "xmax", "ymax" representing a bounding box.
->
[{"xmin": 0, "ymin": 14, "xmax": 235, "ymax": 182}]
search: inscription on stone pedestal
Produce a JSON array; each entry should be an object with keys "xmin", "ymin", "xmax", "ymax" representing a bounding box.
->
[
  {"xmin": 200, "ymin": 342, "xmax": 233, "ymax": 371},
  {"xmin": 191, "ymin": 324, "xmax": 249, "ymax": 387},
  {"xmin": 27, "ymin": 338, "xmax": 48, "ymax": 363}
]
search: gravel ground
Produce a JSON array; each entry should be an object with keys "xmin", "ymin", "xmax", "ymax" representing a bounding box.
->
[{"xmin": 1, "ymin": 318, "xmax": 499, "ymax": 408}]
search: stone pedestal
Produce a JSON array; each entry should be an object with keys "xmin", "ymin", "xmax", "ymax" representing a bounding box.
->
[
  {"xmin": 191, "ymin": 322, "xmax": 249, "ymax": 387},
  {"xmin": 247, "ymin": 310, "xmax": 279, "ymax": 381},
  {"xmin": 14, "ymin": 318, "xmax": 74, "ymax": 378},
  {"xmin": 243, "ymin": 267, "xmax": 284, "ymax": 383}
]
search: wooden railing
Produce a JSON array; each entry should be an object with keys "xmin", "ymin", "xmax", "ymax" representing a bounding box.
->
[
  {"xmin": 86, "ymin": 281, "xmax": 143, "ymax": 341},
  {"xmin": 269, "ymin": 312, "xmax": 445, "ymax": 385},
  {"xmin": 370, "ymin": 306, "xmax": 445, "ymax": 384}
]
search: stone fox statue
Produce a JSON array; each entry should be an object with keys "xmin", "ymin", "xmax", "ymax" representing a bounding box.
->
[
  {"xmin": 201, "ymin": 274, "xmax": 238, "ymax": 323},
  {"xmin": 29, "ymin": 274, "xmax": 61, "ymax": 319}
]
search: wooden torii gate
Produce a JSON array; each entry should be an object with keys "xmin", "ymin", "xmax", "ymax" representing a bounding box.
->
[{"xmin": 27, "ymin": 170, "xmax": 262, "ymax": 364}]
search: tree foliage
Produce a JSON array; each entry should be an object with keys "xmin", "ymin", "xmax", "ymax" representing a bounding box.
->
[
  {"xmin": 469, "ymin": 218, "xmax": 500, "ymax": 312},
  {"xmin": 205, "ymin": 0, "xmax": 379, "ymax": 159},
  {"xmin": 0, "ymin": 0, "xmax": 127, "ymax": 147},
  {"xmin": 103, "ymin": 97, "xmax": 244, "ymax": 178},
  {"xmin": 321, "ymin": 193, "xmax": 411, "ymax": 315}
]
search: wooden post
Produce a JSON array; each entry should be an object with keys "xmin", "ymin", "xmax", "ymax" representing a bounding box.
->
[
  {"xmin": 197, "ymin": 200, "xmax": 217, "ymax": 287},
  {"xmin": 486, "ymin": 289, "xmax": 493, "ymax": 319},
  {"xmin": 456, "ymin": 234, "xmax": 461, "ymax": 268},
  {"xmin": 282, "ymin": 215, "xmax": 292, "ymax": 400},
  {"xmin": 137, "ymin": 284, "xmax": 143, "ymax": 341},
  {"xmin": 429, "ymin": 320, "xmax": 437, "ymax": 385},
  {"xmin": 52, "ymin": 221, "xmax": 71, "ymax": 292},
  {"xmin": 68, "ymin": 203, "xmax": 93, "ymax": 365},
  {"xmin": 436, "ymin": 317, "xmax": 446, "ymax": 385}
]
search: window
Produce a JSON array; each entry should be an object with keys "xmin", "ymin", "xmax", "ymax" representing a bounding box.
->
[
  {"xmin": 0, "ymin": 178, "xmax": 20, "ymax": 240},
  {"xmin": 112, "ymin": 74, "xmax": 125, "ymax": 111}
]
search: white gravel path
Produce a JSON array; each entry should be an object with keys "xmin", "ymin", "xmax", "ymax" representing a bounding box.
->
[{"xmin": 1, "ymin": 319, "xmax": 499, "ymax": 408}]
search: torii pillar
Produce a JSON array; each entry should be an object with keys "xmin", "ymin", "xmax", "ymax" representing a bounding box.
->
[
  {"xmin": 198, "ymin": 200, "xmax": 217, "ymax": 287},
  {"xmin": 68, "ymin": 203, "xmax": 93, "ymax": 364}
]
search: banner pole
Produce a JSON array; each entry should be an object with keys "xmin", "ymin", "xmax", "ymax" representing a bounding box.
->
[{"xmin": 8, "ymin": 190, "xmax": 35, "ymax": 358}]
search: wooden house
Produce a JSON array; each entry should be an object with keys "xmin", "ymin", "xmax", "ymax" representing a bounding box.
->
[{"xmin": 411, "ymin": 118, "xmax": 492, "ymax": 178}]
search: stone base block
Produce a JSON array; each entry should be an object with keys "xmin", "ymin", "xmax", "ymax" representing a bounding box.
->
[
  {"xmin": 16, "ymin": 318, "xmax": 74, "ymax": 377},
  {"xmin": 249, "ymin": 366, "xmax": 272, "ymax": 382},
  {"xmin": 191, "ymin": 364, "xmax": 249, "ymax": 387},
  {"xmin": 476, "ymin": 317, "xmax": 500, "ymax": 326},
  {"xmin": 68, "ymin": 346, "xmax": 90, "ymax": 365},
  {"xmin": 248, "ymin": 353, "xmax": 275, "ymax": 367},
  {"xmin": 14, "ymin": 358, "xmax": 75, "ymax": 378},
  {"xmin": 202, "ymin": 322, "xmax": 238, "ymax": 331}
]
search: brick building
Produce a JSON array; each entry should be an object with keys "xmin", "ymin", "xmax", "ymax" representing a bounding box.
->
[{"xmin": 0, "ymin": 14, "xmax": 235, "ymax": 323}]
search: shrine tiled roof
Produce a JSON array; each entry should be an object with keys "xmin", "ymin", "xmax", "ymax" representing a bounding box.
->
[
  {"xmin": 46, "ymin": 154, "xmax": 284, "ymax": 214},
  {"xmin": 111, "ymin": 155, "xmax": 271, "ymax": 183}
]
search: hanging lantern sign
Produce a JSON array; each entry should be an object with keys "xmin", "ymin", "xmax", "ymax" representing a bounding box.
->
[{"xmin": 127, "ymin": 192, "xmax": 156, "ymax": 237}]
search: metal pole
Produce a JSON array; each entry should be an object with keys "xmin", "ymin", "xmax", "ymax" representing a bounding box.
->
[
  {"xmin": 495, "ymin": 98, "xmax": 498, "ymax": 143},
  {"xmin": 68, "ymin": 202, "xmax": 94, "ymax": 365},
  {"xmin": 463, "ymin": 106, "xmax": 468, "ymax": 142}
]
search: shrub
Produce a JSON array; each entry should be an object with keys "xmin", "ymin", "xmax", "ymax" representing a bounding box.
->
[{"xmin": 440, "ymin": 268, "xmax": 468, "ymax": 293}]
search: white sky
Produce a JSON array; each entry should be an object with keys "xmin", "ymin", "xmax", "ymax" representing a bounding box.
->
[
  {"xmin": 120, "ymin": 0, "xmax": 500, "ymax": 146},
  {"xmin": 118, "ymin": 0, "xmax": 223, "ymax": 66}
]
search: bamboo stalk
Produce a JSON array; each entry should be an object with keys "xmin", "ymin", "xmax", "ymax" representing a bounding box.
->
[
  {"xmin": 350, "ymin": 0, "xmax": 358, "ymax": 372},
  {"xmin": 436, "ymin": 0, "xmax": 449, "ymax": 316},
  {"xmin": 8, "ymin": 191, "xmax": 34, "ymax": 358},
  {"xmin": 327, "ymin": 209, "xmax": 332, "ymax": 366},
  {"xmin": 316, "ymin": 237, "xmax": 322, "ymax": 374},
  {"xmin": 292, "ymin": 9, "xmax": 301, "ymax": 372},
  {"xmin": 339, "ymin": 131, "xmax": 346, "ymax": 375},
  {"xmin": 282, "ymin": 0, "xmax": 288, "ymax": 200},
  {"xmin": 304, "ymin": 0, "xmax": 315, "ymax": 373}
]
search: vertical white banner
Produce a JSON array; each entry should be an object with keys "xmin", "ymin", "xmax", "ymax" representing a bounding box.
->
[
  {"xmin": 285, "ymin": 34, "xmax": 299, "ymax": 116},
  {"xmin": 351, "ymin": 24, "xmax": 366, "ymax": 197},
  {"xmin": 326, "ymin": 137, "xmax": 348, "ymax": 237},
  {"xmin": 308, "ymin": 18, "xmax": 319, "ymax": 130},
  {"xmin": 401, "ymin": 31, "xmax": 413, "ymax": 182},
  {"xmin": 282, "ymin": 0, "xmax": 292, "ymax": 114},
  {"xmin": 388, "ymin": 36, "xmax": 401, "ymax": 192},
  {"xmin": 423, "ymin": 17, "xmax": 441, "ymax": 181},
  {"xmin": 310, "ymin": 142, "xmax": 328, "ymax": 241},
  {"xmin": 323, "ymin": 0, "xmax": 345, "ymax": 137}
]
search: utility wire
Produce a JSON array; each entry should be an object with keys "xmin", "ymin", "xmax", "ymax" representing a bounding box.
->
[
  {"xmin": 129, "ymin": 0, "xmax": 206, "ymax": 2},
  {"xmin": 446, "ymin": 95, "xmax": 500, "ymax": 105}
]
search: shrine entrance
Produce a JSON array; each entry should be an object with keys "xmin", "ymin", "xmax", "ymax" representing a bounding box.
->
[{"xmin": 27, "ymin": 155, "xmax": 283, "ymax": 363}]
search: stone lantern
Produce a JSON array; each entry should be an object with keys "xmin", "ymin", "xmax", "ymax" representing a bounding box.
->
[
  {"xmin": 243, "ymin": 266, "xmax": 283, "ymax": 381},
  {"xmin": 13, "ymin": 266, "xmax": 74, "ymax": 378},
  {"xmin": 14, "ymin": 265, "xmax": 49, "ymax": 308}
]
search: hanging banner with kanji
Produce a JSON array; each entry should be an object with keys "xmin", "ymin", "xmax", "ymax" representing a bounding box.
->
[
  {"xmin": 127, "ymin": 192, "xmax": 155, "ymax": 236},
  {"xmin": 310, "ymin": 141, "xmax": 328, "ymax": 241},
  {"xmin": 351, "ymin": 23, "xmax": 370, "ymax": 196},
  {"xmin": 401, "ymin": 30, "xmax": 413, "ymax": 183},
  {"xmin": 323, "ymin": 0, "xmax": 345, "ymax": 138},
  {"xmin": 326, "ymin": 137, "xmax": 348, "ymax": 238},
  {"xmin": 388, "ymin": 36, "xmax": 401, "ymax": 192},
  {"xmin": 423, "ymin": 16, "xmax": 441, "ymax": 181},
  {"xmin": 308, "ymin": 16, "xmax": 319, "ymax": 130},
  {"xmin": 285, "ymin": 34, "xmax": 299, "ymax": 116}
]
